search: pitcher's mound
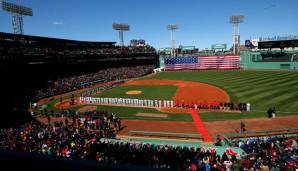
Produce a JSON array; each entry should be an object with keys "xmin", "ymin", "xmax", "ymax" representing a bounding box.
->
[
  {"xmin": 126, "ymin": 90, "xmax": 142, "ymax": 95},
  {"xmin": 77, "ymin": 106, "xmax": 97, "ymax": 113}
]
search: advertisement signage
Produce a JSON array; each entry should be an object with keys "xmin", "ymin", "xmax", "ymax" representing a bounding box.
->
[
  {"xmin": 259, "ymin": 35, "xmax": 298, "ymax": 42},
  {"xmin": 182, "ymin": 46, "xmax": 195, "ymax": 50},
  {"xmin": 245, "ymin": 38, "xmax": 259, "ymax": 48},
  {"xmin": 159, "ymin": 48, "xmax": 172, "ymax": 52},
  {"xmin": 211, "ymin": 44, "xmax": 227, "ymax": 50}
]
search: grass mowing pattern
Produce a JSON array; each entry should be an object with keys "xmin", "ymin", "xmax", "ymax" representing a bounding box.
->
[
  {"xmin": 95, "ymin": 85, "xmax": 177, "ymax": 100},
  {"xmin": 199, "ymin": 111, "xmax": 263, "ymax": 122},
  {"xmin": 38, "ymin": 70, "xmax": 298, "ymax": 122},
  {"xmin": 144, "ymin": 70, "xmax": 298, "ymax": 116}
]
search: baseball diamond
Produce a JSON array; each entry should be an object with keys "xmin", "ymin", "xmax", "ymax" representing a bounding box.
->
[{"xmin": 36, "ymin": 70, "xmax": 298, "ymax": 138}]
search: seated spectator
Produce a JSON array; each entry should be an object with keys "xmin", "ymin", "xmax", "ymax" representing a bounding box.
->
[{"xmin": 36, "ymin": 65, "xmax": 154, "ymax": 99}]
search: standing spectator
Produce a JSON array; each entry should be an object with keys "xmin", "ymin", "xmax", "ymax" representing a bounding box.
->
[
  {"xmin": 267, "ymin": 107, "xmax": 273, "ymax": 118},
  {"xmin": 224, "ymin": 159, "xmax": 233, "ymax": 171},
  {"xmin": 65, "ymin": 118, "xmax": 69, "ymax": 126},
  {"xmin": 246, "ymin": 103, "xmax": 251, "ymax": 111},
  {"xmin": 230, "ymin": 102, "xmax": 234, "ymax": 110},
  {"xmin": 71, "ymin": 94, "xmax": 75, "ymax": 105},
  {"xmin": 272, "ymin": 107, "xmax": 276, "ymax": 118},
  {"xmin": 240, "ymin": 121, "xmax": 246, "ymax": 133},
  {"xmin": 47, "ymin": 116, "xmax": 51, "ymax": 125}
]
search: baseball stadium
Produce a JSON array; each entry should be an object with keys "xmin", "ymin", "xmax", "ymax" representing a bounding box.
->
[{"xmin": 1, "ymin": 0, "xmax": 298, "ymax": 170}]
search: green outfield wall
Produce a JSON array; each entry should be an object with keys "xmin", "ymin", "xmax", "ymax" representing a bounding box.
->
[
  {"xmin": 240, "ymin": 51, "xmax": 298, "ymax": 70},
  {"xmin": 159, "ymin": 56, "xmax": 165, "ymax": 68}
]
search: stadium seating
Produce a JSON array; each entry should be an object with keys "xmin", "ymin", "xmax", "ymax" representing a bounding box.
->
[
  {"xmin": 36, "ymin": 65, "xmax": 154, "ymax": 99},
  {"xmin": 259, "ymin": 52, "xmax": 293, "ymax": 62}
]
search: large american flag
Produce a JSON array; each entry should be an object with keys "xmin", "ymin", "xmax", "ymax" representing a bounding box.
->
[
  {"xmin": 165, "ymin": 55, "xmax": 240, "ymax": 70},
  {"xmin": 164, "ymin": 56, "xmax": 200, "ymax": 70}
]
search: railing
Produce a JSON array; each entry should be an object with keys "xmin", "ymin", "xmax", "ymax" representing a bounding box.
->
[
  {"xmin": 80, "ymin": 79, "xmax": 105, "ymax": 86},
  {"xmin": 224, "ymin": 128, "xmax": 298, "ymax": 139},
  {"xmin": 130, "ymin": 130, "xmax": 202, "ymax": 140},
  {"xmin": 222, "ymin": 135, "xmax": 232, "ymax": 147}
]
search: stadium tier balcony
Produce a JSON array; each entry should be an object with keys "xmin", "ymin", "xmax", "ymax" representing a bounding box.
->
[
  {"xmin": 36, "ymin": 65, "xmax": 154, "ymax": 99},
  {"xmin": 0, "ymin": 32, "xmax": 157, "ymax": 64}
]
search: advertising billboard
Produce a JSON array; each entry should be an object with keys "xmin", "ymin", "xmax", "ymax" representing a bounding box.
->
[
  {"xmin": 245, "ymin": 38, "xmax": 259, "ymax": 48},
  {"xmin": 259, "ymin": 35, "xmax": 298, "ymax": 42},
  {"xmin": 211, "ymin": 44, "xmax": 227, "ymax": 50},
  {"xmin": 182, "ymin": 46, "xmax": 195, "ymax": 50},
  {"xmin": 159, "ymin": 48, "xmax": 172, "ymax": 52}
]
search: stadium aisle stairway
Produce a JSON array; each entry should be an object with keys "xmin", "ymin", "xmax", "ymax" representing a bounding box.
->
[{"xmin": 191, "ymin": 109, "xmax": 212, "ymax": 142}]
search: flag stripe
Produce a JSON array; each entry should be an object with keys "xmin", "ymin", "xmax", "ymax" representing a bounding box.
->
[{"xmin": 165, "ymin": 55, "xmax": 240, "ymax": 70}]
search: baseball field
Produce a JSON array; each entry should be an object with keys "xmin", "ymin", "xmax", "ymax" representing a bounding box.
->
[{"xmin": 37, "ymin": 70, "xmax": 298, "ymax": 139}]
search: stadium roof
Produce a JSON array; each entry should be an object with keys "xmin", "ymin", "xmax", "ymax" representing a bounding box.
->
[
  {"xmin": 0, "ymin": 32, "xmax": 116, "ymax": 47},
  {"xmin": 258, "ymin": 39, "xmax": 298, "ymax": 49}
]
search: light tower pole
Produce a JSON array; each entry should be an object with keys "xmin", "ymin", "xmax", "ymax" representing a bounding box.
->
[
  {"xmin": 1, "ymin": 0, "xmax": 33, "ymax": 35},
  {"xmin": 229, "ymin": 15, "xmax": 244, "ymax": 54},
  {"xmin": 167, "ymin": 24, "xmax": 178, "ymax": 57},
  {"xmin": 112, "ymin": 23, "xmax": 130, "ymax": 47}
]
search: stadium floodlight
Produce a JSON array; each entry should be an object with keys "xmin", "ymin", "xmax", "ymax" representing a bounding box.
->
[
  {"xmin": 229, "ymin": 15, "xmax": 244, "ymax": 54},
  {"xmin": 112, "ymin": 23, "xmax": 130, "ymax": 47},
  {"xmin": 167, "ymin": 24, "xmax": 178, "ymax": 56},
  {"xmin": 1, "ymin": 0, "xmax": 33, "ymax": 34}
]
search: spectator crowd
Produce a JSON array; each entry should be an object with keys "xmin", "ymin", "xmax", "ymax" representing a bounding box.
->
[
  {"xmin": 36, "ymin": 65, "xmax": 154, "ymax": 99},
  {"xmin": 0, "ymin": 38, "xmax": 156, "ymax": 57},
  {"xmin": 0, "ymin": 119, "xmax": 239, "ymax": 170},
  {"xmin": 80, "ymin": 80, "xmax": 125, "ymax": 97},
  {"xmin": 1, "ymin": 114, "xmax": 298, "ymax": 170},
  {"xmin": 34, "ymin": 110, "xmax": 121, "ymax": 138},
  {"xmin": 229, "ymin": 136, "xmax": 298, "ymax": 170}
]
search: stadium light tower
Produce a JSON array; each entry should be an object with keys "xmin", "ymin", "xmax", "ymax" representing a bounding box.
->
[
  {"xmin": 167, "ymin": 24, "xmax": 178, "ymax": 56},
  {"xmin": 229, "ymin": 15, "xmax": 244, "ymax": 54},
  {"xmin": 112, "ymin": 23, "xmax": 130, "ymax": 47},
  {"xmin": 1, "ymin": 0, "xmax": 33, "ymax": 34}
]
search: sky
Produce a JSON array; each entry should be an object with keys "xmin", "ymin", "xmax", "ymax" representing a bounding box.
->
[{"xmin": 0, "ymin": 0, "xmax": 297, "ymax": 49}]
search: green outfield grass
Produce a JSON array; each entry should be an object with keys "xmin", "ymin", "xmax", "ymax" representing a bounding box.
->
[
  {"xmin": 95, "ymin": 85, "xmax": 177, "ymax": 100},
  {"xmin": 143, "ymin": 70, "xmax": 298, "ymax": 115}
]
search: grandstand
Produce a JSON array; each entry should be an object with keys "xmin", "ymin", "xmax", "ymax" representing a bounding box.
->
[
  {"xmin": 241, "ymin": 38, "xmax": 298, "ymax": 69},
  {"xmin": 0, "ymin": 32, "xmax": 158, "ymax": 127}
]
